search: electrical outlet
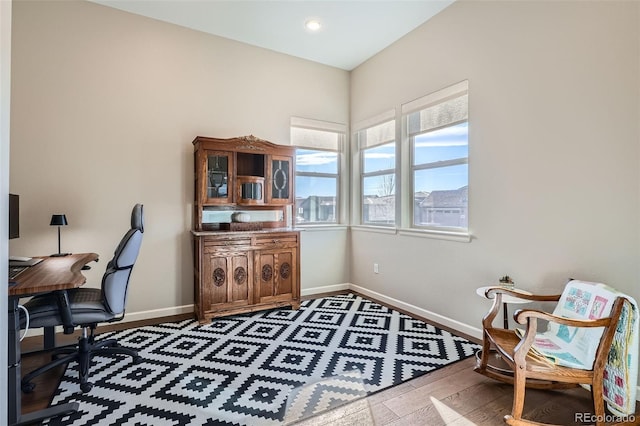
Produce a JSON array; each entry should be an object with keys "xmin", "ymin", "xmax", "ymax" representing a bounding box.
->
[{"xmin": 373, "ymin": 263, "xmax": 379, "ymax": 274}]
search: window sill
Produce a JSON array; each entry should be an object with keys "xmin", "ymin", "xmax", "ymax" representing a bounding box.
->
[
  {"xmin": 350, "ymin": 225, "xmax": 397, "ymax": 235},
  {"xmin": 398, "ymin": 228, "xmax": 471, "ymax": 243},
  {"xmin": 349, "ymin": 225, "xmax": 471, "ymax": 242},
  {"xmin": 297, "ymin": 225, "xmax": 348, "ymax": 232}
]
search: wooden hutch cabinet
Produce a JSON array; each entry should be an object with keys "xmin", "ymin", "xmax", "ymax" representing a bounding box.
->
[{"xmin": 191, "ymin": 135, "xmax": 300, "ymax": 323}]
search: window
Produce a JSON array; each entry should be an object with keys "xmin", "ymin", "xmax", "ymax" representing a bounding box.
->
[
  {"xmin": 291, "ymin": 117, "xmax": 345, "ymax": 225},
  {"xmin": 403, "ymin": 81, "xmax": 468, "ymax": 231},
  {"xmin": 355, "ymin": 115, "xmax": 396, "ymax": 225}
]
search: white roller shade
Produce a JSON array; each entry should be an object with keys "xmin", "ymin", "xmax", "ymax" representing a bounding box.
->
[
  {"xmin": 353, "ymin": 109, "xmax": 396, "ymax": 150},
  {"xmin": 402, "ymin": 80, "xmax": 468, "ymax": 136},
  {"xmin": 290, "ymin": 117, "xmax": 345, "ymax": 151}
]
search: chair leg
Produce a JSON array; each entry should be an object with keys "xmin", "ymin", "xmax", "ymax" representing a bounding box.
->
[
  {"xmin": 77, "ymin": 333, "xmax": 93, "ymax": 393},
  {"xmin": 52, "ymin": 346, "xmax": 78, "ymax": 358},
  {"xmin": 23, "ymin": 326, "xmax": 142, "ymax": 394},
  {"xmin": 22, "ymin": 329, "xmax": 92, "ymax": 393},
  {"xmin": 21, "ymin": 352, "xmax": 78, "ymax": 393},
  {"xmin": 94, "ymin": 345, "xmax": 142, "ymax": 363},
  {"xmin": 505, "ymin": 367, "xmax": 527, "ymax": 424},
  {"xmin": 475, "ymin": 331, "xmax": 492, "ymax": 372},
  {"xmin": 93, "ymin": 338, "xmax": 119, "ymax": 350},
  {"xmin": 92, "ymin": 336, "xmax": 141, "ymax": 361},
  {"xmin": 591, "ymin": 378, "xmax": 605, "ymax": 426}
]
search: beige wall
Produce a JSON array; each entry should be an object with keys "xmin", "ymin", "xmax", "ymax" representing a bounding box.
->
[
  {"xmin": 10, "ymin": 0, "xmax": 640, "ymax": 344},
  {"xmin": 350, "ymin": 0, "xmax": 640, "ymax": 336},
  {"xmin": 9, "ymin": 0, "xmax": 350, "ymax": 318}
]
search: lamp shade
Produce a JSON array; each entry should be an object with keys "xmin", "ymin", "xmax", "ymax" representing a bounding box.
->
[{"xmin": 50, "ymin": 214, "xmax": 68, "ymax": 226}]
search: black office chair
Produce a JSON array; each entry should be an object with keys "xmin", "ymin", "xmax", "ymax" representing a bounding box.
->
[{"xmin": 21, "ymin": 203, "xmax": 145, "ymax": 393}]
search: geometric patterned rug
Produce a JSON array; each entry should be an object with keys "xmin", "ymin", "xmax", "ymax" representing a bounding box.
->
[{"xmin": 46, "ymin": 293, "xmax": 480, "ymax": 425}]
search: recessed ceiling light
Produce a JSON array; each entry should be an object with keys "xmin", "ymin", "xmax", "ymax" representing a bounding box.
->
[{"xmin": 305, "ymin": 19, "xmax": 322, "ymax": 32}]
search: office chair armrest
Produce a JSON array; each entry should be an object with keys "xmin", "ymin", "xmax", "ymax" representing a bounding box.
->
[{"xmin": 55, "ymin": 290, "xmax": 76, "ymax": 334}]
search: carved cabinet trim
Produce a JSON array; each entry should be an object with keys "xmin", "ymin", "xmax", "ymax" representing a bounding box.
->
[{"xmin": 193, "ymin": 230, "xmax": 300, "ymax": 323}]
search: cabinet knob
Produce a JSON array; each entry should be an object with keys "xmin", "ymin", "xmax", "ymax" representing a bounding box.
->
[{"xmin": 272, "ymin": 239, "xmax": 280, "ymax": 244}]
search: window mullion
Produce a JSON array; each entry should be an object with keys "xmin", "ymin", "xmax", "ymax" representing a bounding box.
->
[
  {"xmin": 298, "ymin": 171, "xmax": 338, "ymax": 179},
  {"xmin": 362, "ymin": 168, "xmax": 395, "ymax": 178},
  {"xmin": 413, "ymin": 157, "xmax": 468, "ymax": 171}
]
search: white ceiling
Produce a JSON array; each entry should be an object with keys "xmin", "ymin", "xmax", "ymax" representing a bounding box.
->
[{"xmin": 89, "ymin": 0, "xmax": 454, "ymax": 70}]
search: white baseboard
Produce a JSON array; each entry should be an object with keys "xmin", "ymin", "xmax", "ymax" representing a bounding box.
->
[
  {"xmin": 302, "ymin": 283, "xmax": 482, "ymax": 340},
  {"xmin": 348, "ymin": 284, "xmax": 483, "ymax": 340},
  {"xmin": 122, "ymin": 304, "xmax": 194, "ymax": 323},
  {"xmin": 301, "ymin": 283, "xmax": 351, "ymax": 297}
]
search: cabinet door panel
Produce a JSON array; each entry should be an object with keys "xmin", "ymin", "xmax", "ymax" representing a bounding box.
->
[
  {"xmin": 275, "ymin": 250, "xmax": 294, "ymax": 296},
  {"xmin": 255, "ymin": 247, "xmax": 297, "ymax": 303},
  {"xmin": 231, "ymin": 254, "xmax": 251, "ymax": 303},
  {"xmin": 257, "ymin": 252, "xmax": 276, "ymax": 299},
  {"xmin": 204, "ymin": 255, "xmax": 229, "ymax": 306}
]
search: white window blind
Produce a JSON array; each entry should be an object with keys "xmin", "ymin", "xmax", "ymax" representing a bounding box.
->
[
  {"xmin": 290, "ymin": 117, "xmax": 345, "ymax": 151},
  {"xmin": 402, "ymin": 80, "xmax": 468, "ymax": 137},
  {"xmin": 354, "ymin": 109, "xmax": 396, "ymax": 149}
]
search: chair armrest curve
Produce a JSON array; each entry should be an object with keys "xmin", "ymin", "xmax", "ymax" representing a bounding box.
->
[
  {"xmin": 484, "ymin": 286, "xmax": 561, "ymax": 302},
  {"xmin": 513, "ymin": 308, "xmax": 613, "ymax": 327}
]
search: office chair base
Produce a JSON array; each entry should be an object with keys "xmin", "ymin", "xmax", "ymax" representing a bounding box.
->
[
  {"xmin": 11, "ymin": 402, "xmax": 79, "ymax": 426},
  {"xmin": 21, "ymin": 336, "xmax": 142, "ymax": 394}
]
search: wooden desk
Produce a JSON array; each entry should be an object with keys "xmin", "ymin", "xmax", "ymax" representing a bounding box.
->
[{"xmin": 8, "ymin": 253, "xmax": 98, "ymax": 426}]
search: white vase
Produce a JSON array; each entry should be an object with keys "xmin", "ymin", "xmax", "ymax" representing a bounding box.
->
[{"xmin": 231, "ymin": 212, "xmax": 251, "ymax": 223}]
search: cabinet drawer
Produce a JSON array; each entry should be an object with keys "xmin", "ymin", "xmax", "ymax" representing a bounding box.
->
[
  {"xmin": 252, "ymin": 233, "xmax": 298, "ymax": 247},
  {"xmin": 203, "ymin": 237, "xmax": 251, "ymax": 249}
]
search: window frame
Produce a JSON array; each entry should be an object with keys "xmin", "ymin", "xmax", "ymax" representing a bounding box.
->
[
  {"xmin": 404, "ymin": 81, "xmax": 469, "ymax": 234},
  {"xmin": 291, "ymin": 117, "xmax": 346, "ymax": 227},
  {"xmin": 295, "ymin": 147, "xmax": 340, "ymax": 225},
  {"xmin": 354, "ymin": 114, "xmax": 397, "ymax": 227},
  {"xmin": 409, "ymin": 124, "xmax": 469, "ymax": 232},
  {"xmin": 360, "ymin": 144, "xmax": 396, "ymax": 226}
]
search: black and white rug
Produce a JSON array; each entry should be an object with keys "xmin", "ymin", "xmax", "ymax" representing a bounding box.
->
[{"xmin": 47, "ymin": 293, "xmax": 480, "ymax": 425}]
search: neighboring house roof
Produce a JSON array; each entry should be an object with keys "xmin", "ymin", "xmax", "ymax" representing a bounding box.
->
[
  {"xmin": 420, "ymin": 186, "xmax": 468, "ymax": 208},
  {"xmin": 363, "ymin": 194, "xmax": 395, "ymax": 205},
  {"xmin": 296, "ymin": 196, "xmax": 336, "ymax": 207},
  {"xmin": 414, "ymin": 191, "xmax": 431, "ymax": 202}
]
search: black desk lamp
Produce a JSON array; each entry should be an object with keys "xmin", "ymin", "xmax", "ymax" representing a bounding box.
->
[{"xmin": 50, "ymin": 214, "xmax": 70, "ymax": 257}]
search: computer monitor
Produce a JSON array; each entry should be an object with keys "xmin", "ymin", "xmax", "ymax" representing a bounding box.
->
[{"xmin": 9, "ymin": 193, "xmax": 19, "ymax": 239}]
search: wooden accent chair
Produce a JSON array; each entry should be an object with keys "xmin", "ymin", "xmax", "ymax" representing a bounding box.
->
[{"xmin": 474, "ymin": 282, "xmax": 635, "ymax": 426}]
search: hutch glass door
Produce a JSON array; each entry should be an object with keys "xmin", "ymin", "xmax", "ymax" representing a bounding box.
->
[
  {"xmin": 269, "ymin": 155, "xmax": 293, "ymax": 204},
  {"xmin": 203, "ymin": 151, "xmax": 233, "ymax": 204}
]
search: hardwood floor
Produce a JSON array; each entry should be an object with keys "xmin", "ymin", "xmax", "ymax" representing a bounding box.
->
[
  {"xmin": 18, "ymin": 302, "xmax": 640, "ymax": 425},
  {"xmin": 296, "ymin": 356, "xmax": 639, "ymax": 426}
]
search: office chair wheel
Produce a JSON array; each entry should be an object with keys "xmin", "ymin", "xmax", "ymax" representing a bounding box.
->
[
  {"xmin": 21, "ymin": 382, "xmax": 36, "ymax": 393},
  {"xmin": 133, "ymin": 355, "xmax": 143, "ymax": 364},
  {"xmin": 80, "ymin": 382, "xmax": 93, "ymax": 393}
]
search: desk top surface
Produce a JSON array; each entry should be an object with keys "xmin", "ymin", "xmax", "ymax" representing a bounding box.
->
[{"xmin": 9, "ymin": 252, "xmax": 99, "ymax": 297}]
